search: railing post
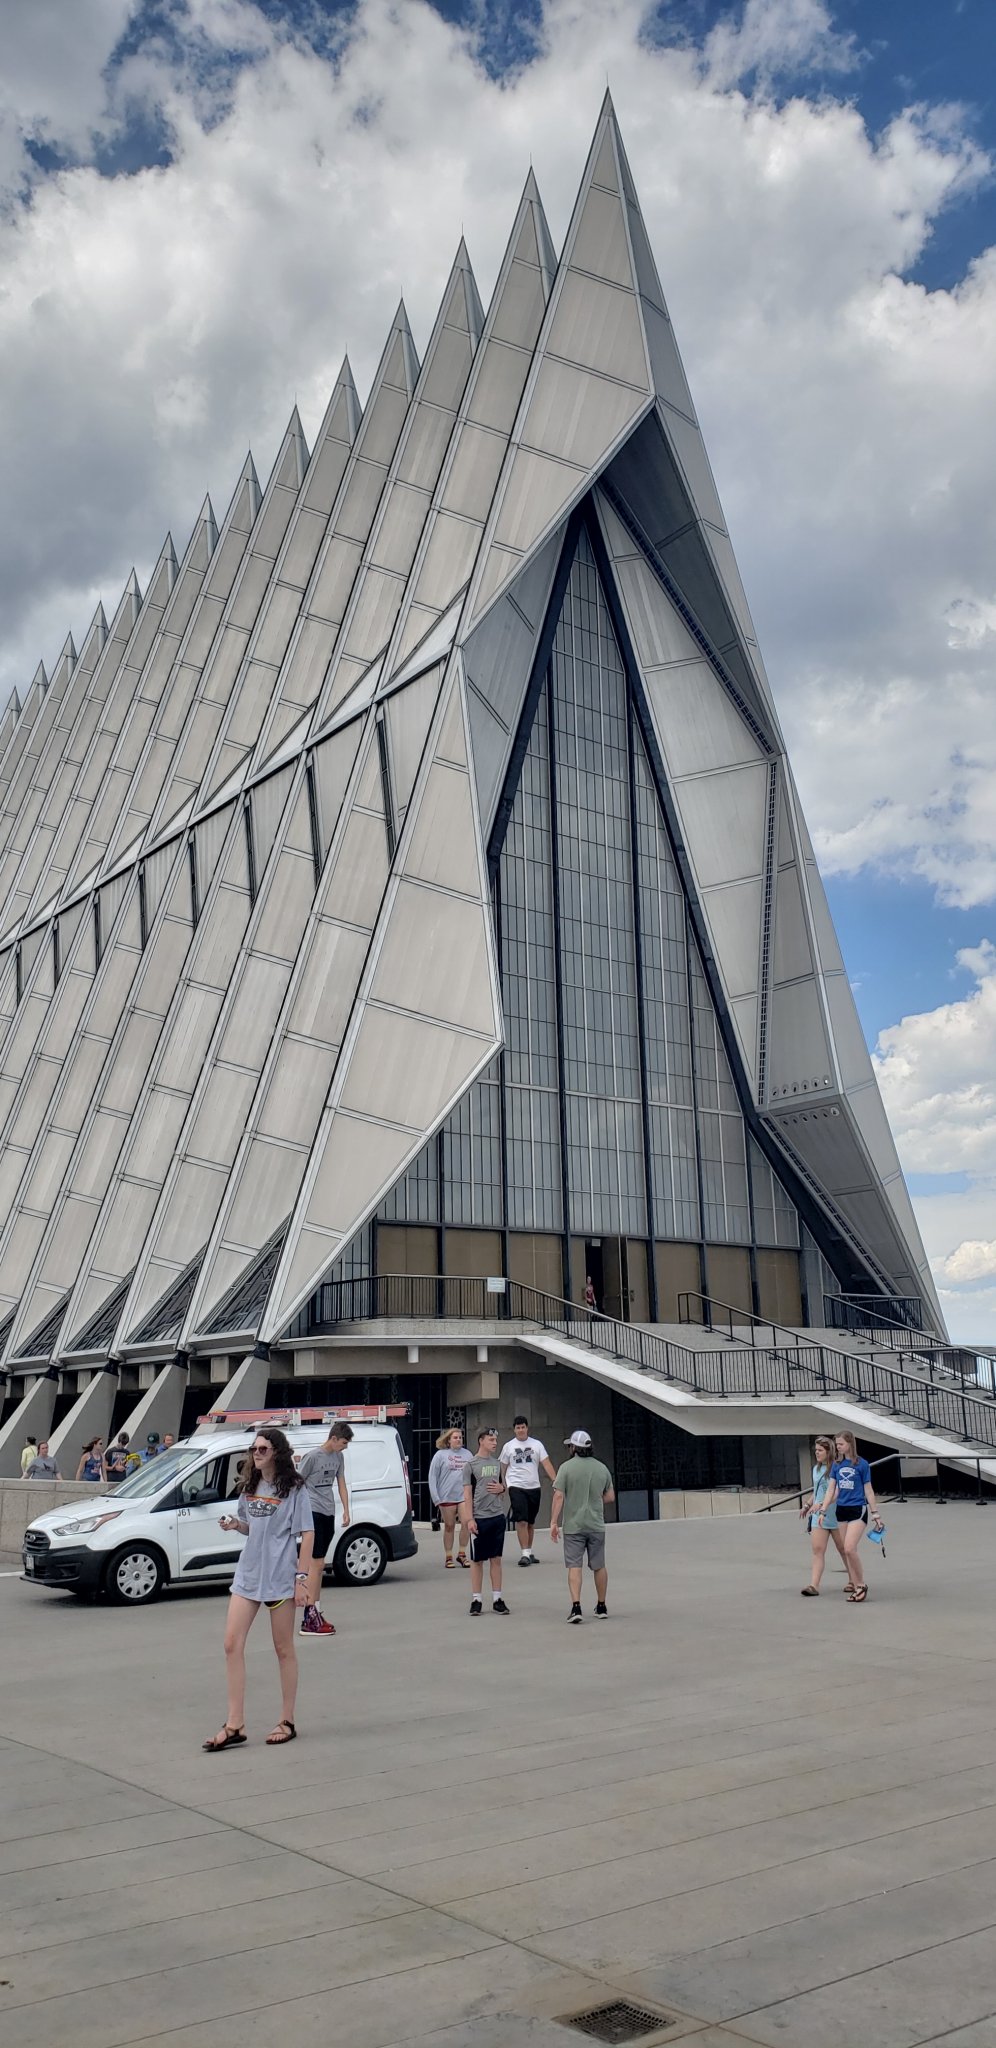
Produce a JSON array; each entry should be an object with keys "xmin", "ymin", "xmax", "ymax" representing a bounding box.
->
[{"xmin": 976, "ymin": 1459, "xmax": 987, "ymax": 1506}]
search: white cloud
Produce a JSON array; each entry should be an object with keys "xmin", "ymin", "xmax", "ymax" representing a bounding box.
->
[
  {"xmin": 0, "ymin": 0, "xmax": 141, "ymax": 202},
  {"xmin": 873, "ymin": 946, "xmax": 996, "ymax": 1336},
  {"xmin": 940, "ymin": 1239, "xmax": 996, "ymax": 1284},
  {"xmin": 703, "ymin": 0, "xmax": 859, "ymax": 89},
  {"xmin": 873, "ymin": 941, "xmax": 996, "ymax": 1174},
  {"xmin": 0, "ymin": 0, "xmax": 992, "ymax": 915}
]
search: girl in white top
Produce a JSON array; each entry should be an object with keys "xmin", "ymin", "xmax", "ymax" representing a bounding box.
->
[
  {"xmin": 203, "ymin": 1426, "xmax": 314, "ymax": 1752},
  {"xmin": 427, "ymin": 1428, "xmax": 472, "ymax": 1569}
]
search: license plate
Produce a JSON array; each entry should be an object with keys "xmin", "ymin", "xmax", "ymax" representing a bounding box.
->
[{"xmin": 23, "ymin": 1555, "xmax": 35, "ymax": 1574}]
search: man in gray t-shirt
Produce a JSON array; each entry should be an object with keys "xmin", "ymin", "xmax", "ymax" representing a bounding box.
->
[
  {"xmin": 461, "ymin": 1427, "xmax": 510, "ymax": 1617},
  {"xmin": 299, "ymin": 1424, "xmax": 352, "ymax": 1638}
]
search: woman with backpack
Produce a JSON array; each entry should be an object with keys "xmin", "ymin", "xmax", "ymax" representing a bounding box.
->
[{"xmin": 203, "ymin": 1425, "xmax": 314, "ymax": 1751}]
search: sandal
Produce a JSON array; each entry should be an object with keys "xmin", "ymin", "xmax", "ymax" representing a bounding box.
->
[
  {"xmin": 444, "ymin": 1557, "xmax": 456, "ymax": 1569},
  {"xmin": 457, "ymin": 1552, "xmax": 470, "ymax": 1568},
  {"xmin": 266, "ymin": 1719, "xmax": 297, "ymax": 1745},
  {"xmin": 202, "ymin": 1724, "xmax": 247, "ymax": 1752},
  {"xmin": 847, "ymin": 1586, "xmax": 868, "ymax": 1603},
  {"xmin": 800, "ymin": 1586, "xmax": 819, "ymax": 1597}
]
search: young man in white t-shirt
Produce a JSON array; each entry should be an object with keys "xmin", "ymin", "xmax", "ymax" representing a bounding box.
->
[{"xmin": 499, "ymin": 1416, "xmax": 556, "ymax": 1566}]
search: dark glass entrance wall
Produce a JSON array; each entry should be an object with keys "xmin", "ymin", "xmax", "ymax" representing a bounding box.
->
[
  {"xmin": 332, "ymin": 521, "xmax": 805, "ymax": 1326},
  {"xmin": 610, "ymin": 1391, "xmax": 801, "ymax": 1510}
]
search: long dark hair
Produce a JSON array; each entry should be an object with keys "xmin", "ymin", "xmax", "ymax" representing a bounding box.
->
[{"xmin": 239, "ymin": 1426, "xmax": 302, "ymax": 1498}]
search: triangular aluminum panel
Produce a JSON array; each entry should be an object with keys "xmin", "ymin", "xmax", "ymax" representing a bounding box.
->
[
  {"xmin": 256, "ymin": 671, "xmax": 501, "ymax": 1340},
  {"xmin": 253, "ymin": 306, "xmax": 420, "ymax": 742},
  {"xmin": 312, "ymin": 244, "xmax": 483, "ymax": 724},
  {"xmin": 385, "ymin": 595, "xmax": 462, "ymax": 691},
  {"xmin": 179, "ymin": 721, "xmax": 391, "ymax": 1340},
  {"xmin": 465, "ymin": 105, "xmax": 655, "ymax": 633},
  {"xmin": 384, "ymin": 663, "xmax": 444, "ymax": 821},
  {"xmin": 460, "ymin": 524, "xmax": 564, "ymax": 829},
  {"xmin": 383, "ymin": 173, "xmax": 559, "ymax": 680}
]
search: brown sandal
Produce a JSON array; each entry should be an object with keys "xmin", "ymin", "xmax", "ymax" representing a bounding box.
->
[
  {"xmin": 266, "ymin": 1719, "xmax": 297, "ymax": 1744},
  {"xmin": 202, "ymin": 1724, "xmax": 246, "ymax": 1752},
  {"xmin": 847, "ymin": 1586, "xmax": 868, "ymax": 1603}
]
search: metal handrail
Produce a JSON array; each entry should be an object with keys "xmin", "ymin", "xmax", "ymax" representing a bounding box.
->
[
  {"xmin": 754, "ymin": 1451, "xmax": 913, "ymax": 1513},
  {"xmin": 677, "ymin": 1287, "xmax": 814, "ymax": 1352},
  {"xmin": 824, "ymin": 1293, "xmax": 996, "ymax": 1396},
  {"xmin": 310, "ymin": 1274, "xmax": 996, "ymax": 1454}
]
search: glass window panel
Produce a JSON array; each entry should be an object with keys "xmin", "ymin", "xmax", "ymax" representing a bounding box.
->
[{"xmin": 550, "ymin": 531, "xmax": 646, "ymax": 1236}]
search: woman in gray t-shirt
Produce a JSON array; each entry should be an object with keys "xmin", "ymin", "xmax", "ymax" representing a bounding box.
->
[{"xmin": 203, "ymin": 1427, "xmax": 314, "ymax": 1752}]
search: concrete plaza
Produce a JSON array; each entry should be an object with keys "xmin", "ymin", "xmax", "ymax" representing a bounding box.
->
[{"xmin": 1, "ymin": 1504, "xmax": 996, "ymax": 2047}]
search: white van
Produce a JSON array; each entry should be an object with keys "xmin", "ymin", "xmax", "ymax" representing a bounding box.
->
[{"xmin": 21, "ymin": 1416, "xmax": 417, "ymax": 1606}]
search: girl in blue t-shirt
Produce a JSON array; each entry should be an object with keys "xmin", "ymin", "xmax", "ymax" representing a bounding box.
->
[
  {"xmin": 798, "ymin": 1434, "xmax": 849, "ymax": 1597},
  {"xmin": 818, "ymin": 1431, "xmax": 883, "ymax": 1603}
]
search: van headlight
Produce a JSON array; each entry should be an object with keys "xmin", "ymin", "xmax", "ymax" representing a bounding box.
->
[{"xmin": 54, "ymin": 1512, "xmax": 124, "ymax": 1537}]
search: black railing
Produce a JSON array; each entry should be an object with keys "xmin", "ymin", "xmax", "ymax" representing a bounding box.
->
[
  {"xmin": 840, "ymin": 1292, "xmax": 927, "ymax": 1332},
  {"xmin": 824, "ymin": 1293, "xmax": 996, "ymax": 1397},
  {"xmin": 311, "ymin": 1274, "xmax": 996, "ymax": 1455},
  {"xmin": 678, "ymin": 1287, "xmax": 807, "ymax": 1352}
]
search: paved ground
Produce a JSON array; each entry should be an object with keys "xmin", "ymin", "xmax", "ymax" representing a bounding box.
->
[{"xmin": 2, "ymin": 1505, "xmax": 996, "ymax": 2047}]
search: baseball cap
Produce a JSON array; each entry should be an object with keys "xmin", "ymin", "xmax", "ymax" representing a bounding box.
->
[{"xmin": 564, "ymin": 1429, "xmax": 591, "ymax": 1448}]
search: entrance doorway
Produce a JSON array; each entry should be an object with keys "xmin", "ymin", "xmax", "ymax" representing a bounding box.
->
[{"xmin": 584, "ymin": 1239, "xmax": 627, "ymax": 1321}]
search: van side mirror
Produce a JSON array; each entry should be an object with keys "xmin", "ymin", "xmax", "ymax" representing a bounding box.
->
[{"xmin": 189, "ymin": 1486, "xmax": 220, "ymax": 1506}]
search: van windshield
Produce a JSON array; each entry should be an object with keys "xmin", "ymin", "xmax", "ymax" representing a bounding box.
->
[{"xmin": 111, "ymin": 1447, "xmax": 203, "ymax": 1499}]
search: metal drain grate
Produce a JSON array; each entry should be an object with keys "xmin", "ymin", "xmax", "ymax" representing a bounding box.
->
[{"xmin": 554, "ymin": 2000, "xmax": 673, "ymax": 2043}]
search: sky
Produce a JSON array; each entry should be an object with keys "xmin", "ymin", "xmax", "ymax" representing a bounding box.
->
[{"xmin": 1, "ymin": 0, "xmax": 995, "ymax": 1338}]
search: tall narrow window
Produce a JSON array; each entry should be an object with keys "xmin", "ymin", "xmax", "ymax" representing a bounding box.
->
[
  {"xmin": 187, "ymin": 836, "xmax": 200, "ymax": 926},
  {"xmin": 551, "ymin": 530, "xmax": 646, "ymax": 1236},
  {"xmin": 305, "ymin": 755, "xmax": 322, "ymax": 883},
  {"xmin": 243, "ymin": 798, "xmax": 257, "ymax": 906},
  {"xmin": 92, "ymin": 899, "xmax": 102, "ymax": 968},
  {"xmin": 52, "ymin": 921, "xmax": 61, "ymax": 986}
]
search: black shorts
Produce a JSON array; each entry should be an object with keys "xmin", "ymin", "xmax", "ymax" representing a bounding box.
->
[
  {"xmin": 836, "ymin": 1504, "xmax": 867, "ymax": 1524},
  {"xmin": 508, "ymin": 1486, "xmax": 541, "ymax": 1526},
  {"xmin": 470, "ymin": 1516, "xmax": 506, "ymax": 1562},
  {"xmin": 311, "ymin": 1511, "xmax": 337, "ymax": 1561}
]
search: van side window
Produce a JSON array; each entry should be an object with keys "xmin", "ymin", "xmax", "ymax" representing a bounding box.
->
[{"xmin": 178, "ymin": 1459, "xmax": 222, "ymax": 1507}]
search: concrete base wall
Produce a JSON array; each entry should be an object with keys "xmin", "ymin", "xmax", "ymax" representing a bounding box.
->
[{"xmin": 0, "ymin": 1480, "xmax": 94, "ymax": 1553}]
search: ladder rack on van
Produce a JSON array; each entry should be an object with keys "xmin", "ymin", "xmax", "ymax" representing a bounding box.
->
[{"xmin": 196, "ymin": 1404, "xmax": 411, "ymax": 1429}]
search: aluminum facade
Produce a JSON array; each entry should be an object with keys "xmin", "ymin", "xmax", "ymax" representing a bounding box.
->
[{"xmin": 0, "ymin": 96, "xmax": 941, "ymax": 1364}]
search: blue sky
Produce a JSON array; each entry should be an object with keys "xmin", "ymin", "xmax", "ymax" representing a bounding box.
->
[{"xmin": 2, "ymin": 0, "xmax": 995, "ymax": 1331}]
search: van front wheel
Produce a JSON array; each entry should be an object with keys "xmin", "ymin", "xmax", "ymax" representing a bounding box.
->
[
  {"xmin": 332, "ymin": 1529, "xmax": 387, "ymax": 1587},
  {"xmin": 104, "ymin": 1545, "xmax": 166, "ymax": 1605}
]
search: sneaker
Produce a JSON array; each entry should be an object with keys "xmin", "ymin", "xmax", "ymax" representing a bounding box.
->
[
  {"xmin": 300, "ymin": 1607, "xmax": 334, "ymax": 1637},
  {"xmin": 457, "ymin": 1552, "xmax": 470, "ymax": 1568},
  {"xmin": 518, "ymin": 1554, "xmax": 532, "ymax": 1567},
  {"xmin": 594, "ymin": 1602, "xmax": 608, "ymax": 1618},
  {"xmin": 493, "ymin": 1597, "xmax": 510, "ymax": 1615},
  {"xmin": 444, "ymin": 1557, "xmax": 456, "ymax": 1569},
  {"xmin": 568, "ymin": 1601, "xmax": 583, "ymax": 1624},
  {"xmin": 469, "ymin": 1599, "xmax": 482, "ymax": 1615}
]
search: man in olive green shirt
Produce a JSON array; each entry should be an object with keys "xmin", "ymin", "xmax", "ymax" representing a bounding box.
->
[{"xmin": 550, "ymin": 1430, "xmax": 614, "ymax": 1623}]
